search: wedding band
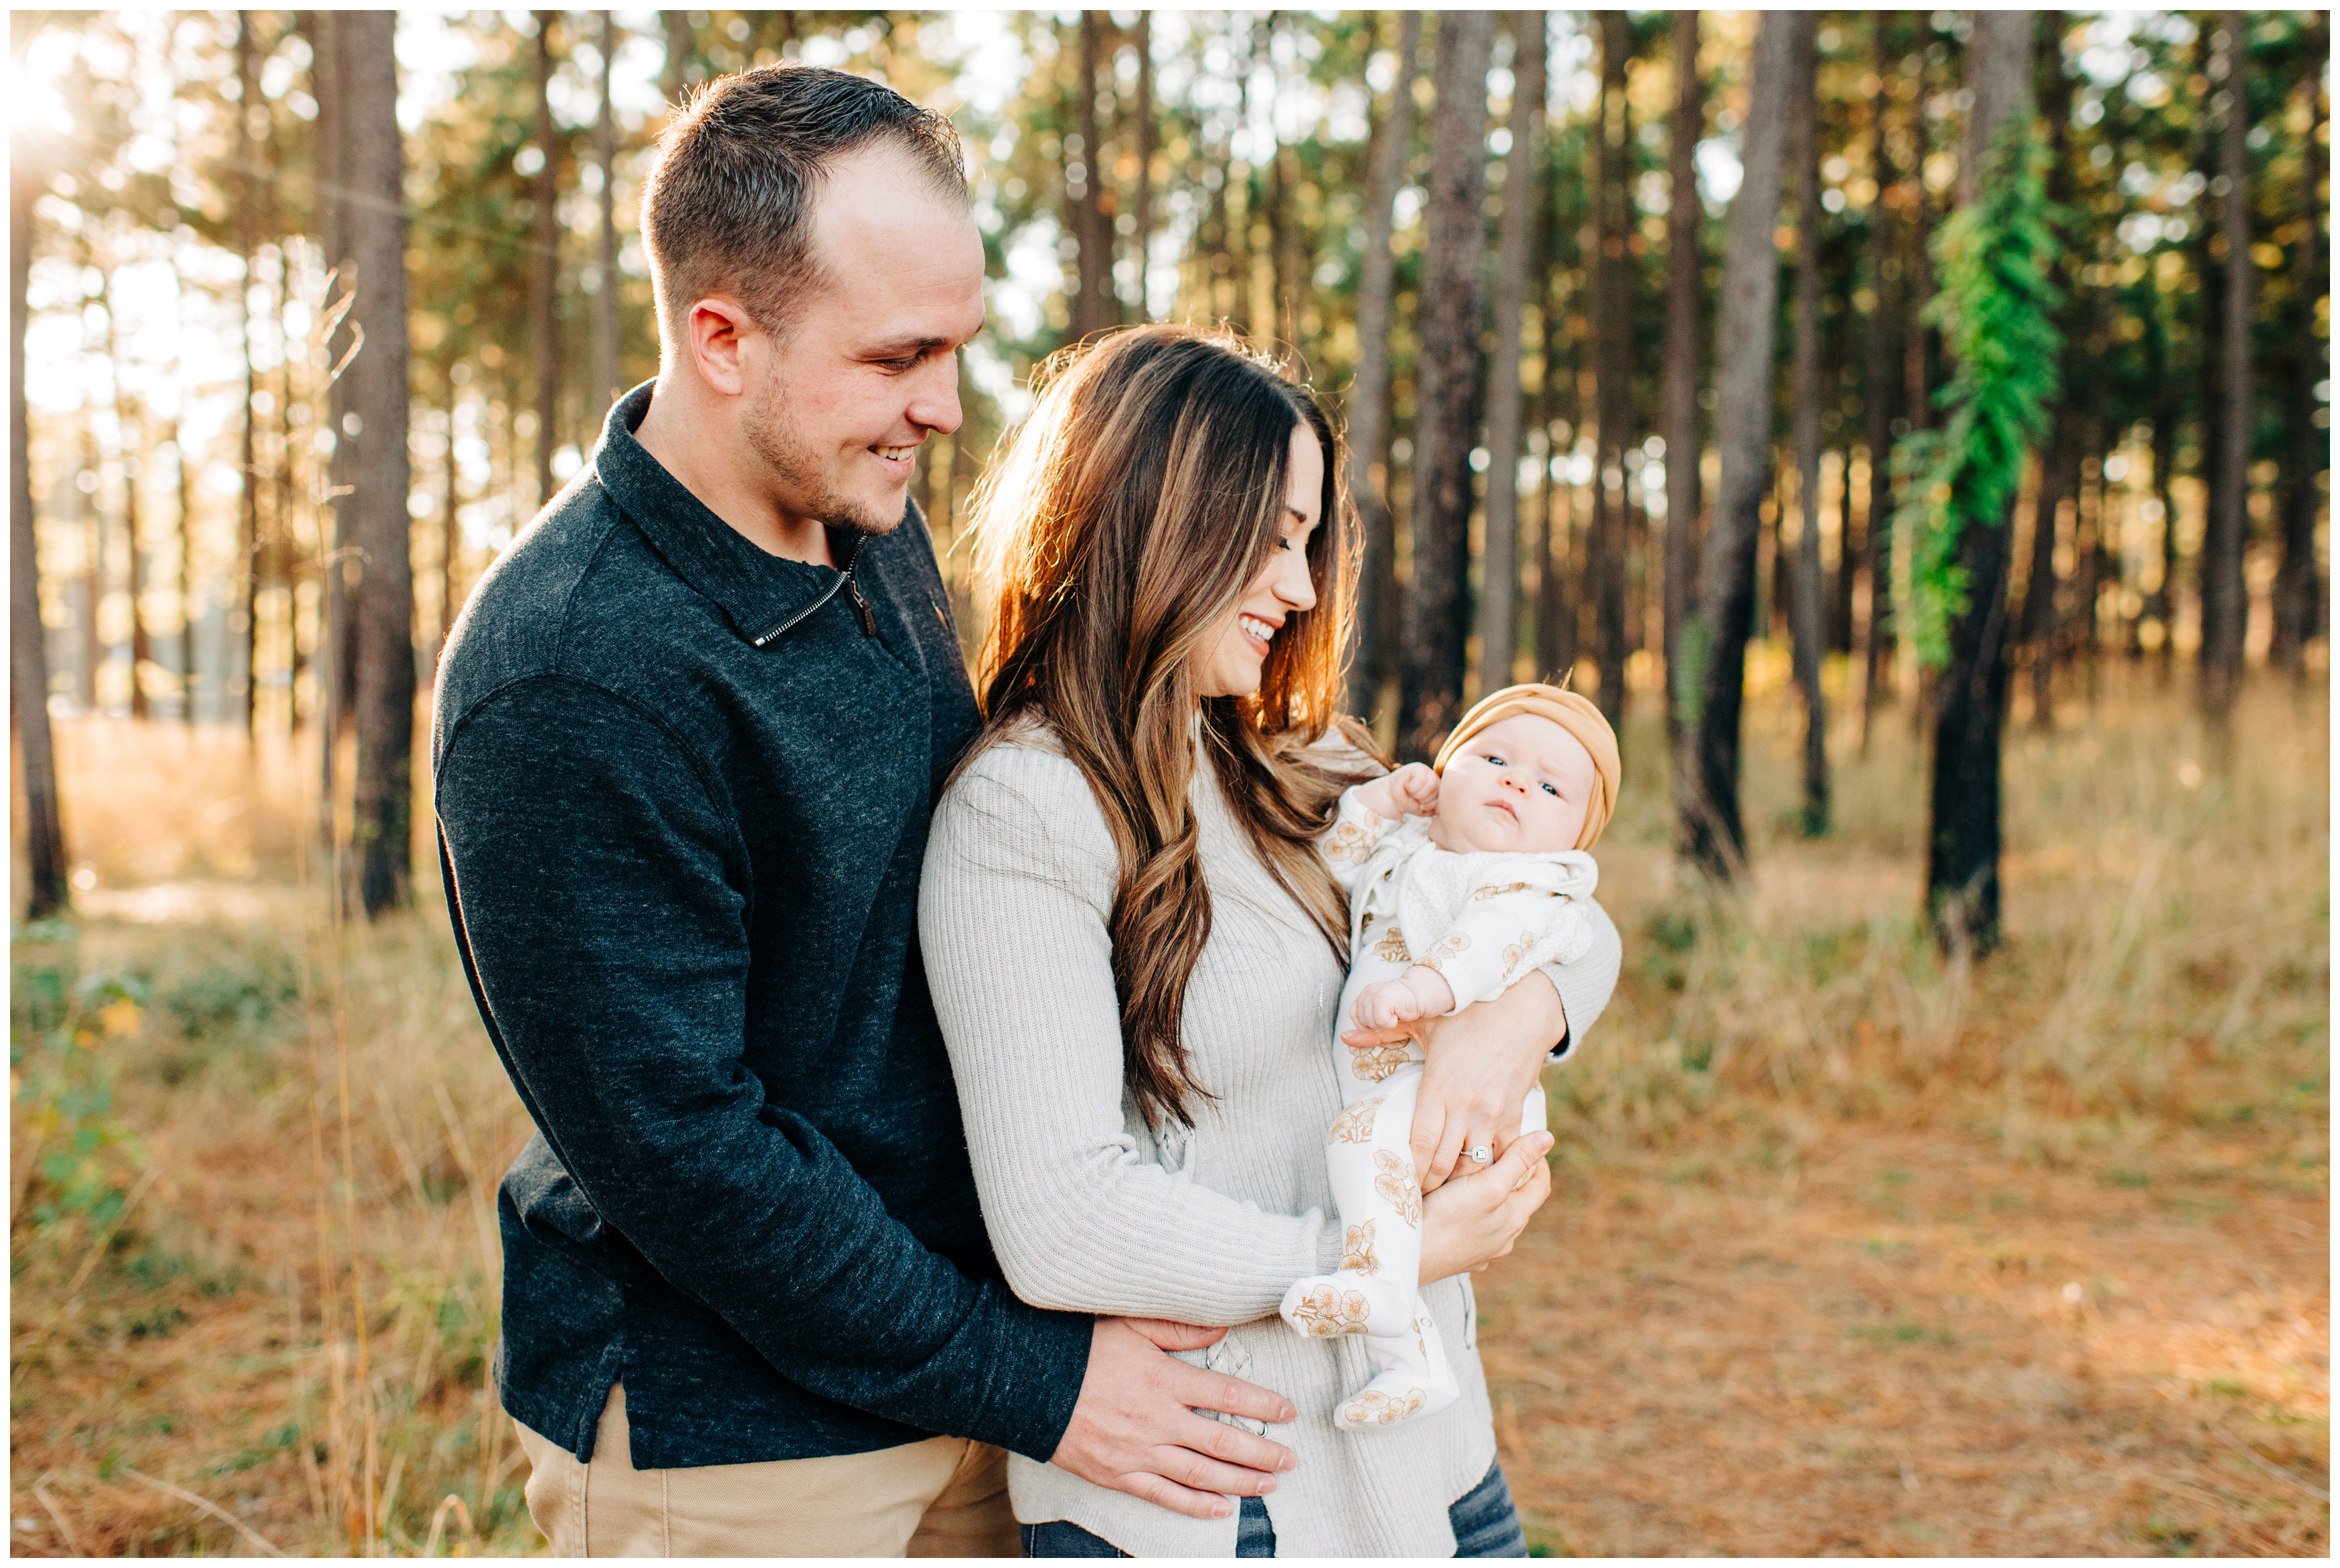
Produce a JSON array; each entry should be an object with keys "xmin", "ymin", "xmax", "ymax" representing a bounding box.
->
[{"xmin": 1466, "ymin": 1145, "xmax": 1492, "ymax": 1165}]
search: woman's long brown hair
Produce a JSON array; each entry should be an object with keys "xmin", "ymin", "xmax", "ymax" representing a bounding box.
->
[{"xmin": 962, "ymin": 325, "xmax": 1374, "ymax": 1131}]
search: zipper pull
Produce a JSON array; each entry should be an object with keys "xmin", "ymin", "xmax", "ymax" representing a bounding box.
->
[{"xmin": 846, "ymin": 574, "xmax": 877, "ymax": 637}]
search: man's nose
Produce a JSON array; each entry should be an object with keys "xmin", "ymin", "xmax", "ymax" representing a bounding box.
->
[{"xmin": 907, "ymin": 358, "xmax": 963, "ymax": 436}]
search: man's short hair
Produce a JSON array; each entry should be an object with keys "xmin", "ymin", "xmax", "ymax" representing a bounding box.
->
[{"xmin": 640, "ymin": 65, "xmax": 968, "ymax": 341}]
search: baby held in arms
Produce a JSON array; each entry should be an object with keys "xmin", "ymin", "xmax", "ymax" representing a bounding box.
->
[{"xmin": 1280, "ymin": 684, "xmax": 1621, "ymax": 1432}]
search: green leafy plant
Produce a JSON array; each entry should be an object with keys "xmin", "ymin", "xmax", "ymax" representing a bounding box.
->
[{"xmin": 1890, "ymin": 118, "xmax": 2065, "ymax": 668}]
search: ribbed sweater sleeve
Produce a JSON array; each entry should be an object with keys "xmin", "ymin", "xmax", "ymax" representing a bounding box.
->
[{"xmin": 919, "ymin": 743, "xmax": 1343, "ymax": 1327}]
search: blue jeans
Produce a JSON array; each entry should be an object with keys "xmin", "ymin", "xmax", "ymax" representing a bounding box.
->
[{"xmin": 1020, "ymin": 1460, "xmax": 1528, "ymax": 1558}]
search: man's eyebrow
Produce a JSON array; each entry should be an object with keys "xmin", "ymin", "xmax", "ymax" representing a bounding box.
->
[{"xmin": 860, "ymin": 336, "xmax": 958, "ymax": 358}]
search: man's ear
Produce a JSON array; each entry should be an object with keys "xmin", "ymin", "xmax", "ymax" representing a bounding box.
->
[{"xmin": 682, "ymin": 296, "xmax": 758, "ymax": 398}]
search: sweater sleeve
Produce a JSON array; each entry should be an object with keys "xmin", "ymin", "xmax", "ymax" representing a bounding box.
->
[
  {"xmin": 1540, "ymin": 894, "xmax": 1621, "ymax": 1063},
  {"xmin": 920, "ymin": 743, "xmax": 1344, "ymax": 1326},
  {"xmin": 437, "ymin": 678, "xmax": 1088, "ymax": 1462}
]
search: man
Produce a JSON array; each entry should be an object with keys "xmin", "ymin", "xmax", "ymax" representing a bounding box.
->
[{"xmin": 434, "ymin": 66, "xmax": 1298, "ymax": 1556}]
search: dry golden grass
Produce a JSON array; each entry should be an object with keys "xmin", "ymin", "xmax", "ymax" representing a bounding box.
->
[{"xmin": 8, "ymin": 670, "xmax": 2327, "ymax": 1557}]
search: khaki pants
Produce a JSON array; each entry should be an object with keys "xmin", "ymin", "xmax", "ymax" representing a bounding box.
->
[{"xmin": 514, "ymin": 1385, "xmax": 1018, "ymax": 1557}]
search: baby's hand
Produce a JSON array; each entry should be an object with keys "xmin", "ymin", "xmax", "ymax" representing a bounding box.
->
[
  {"xmin": 1357, "ymin": 763, "xmax": 1441, "ymax": 821},
  {"xmin": 1351, "ymin": 979, "xmax": 1427, "ymax": 1032}
]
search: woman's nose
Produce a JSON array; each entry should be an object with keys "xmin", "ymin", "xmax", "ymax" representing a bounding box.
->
[{"xmin": 1278, "ymin": 557, "xmax": 1316, "ymax": 611}]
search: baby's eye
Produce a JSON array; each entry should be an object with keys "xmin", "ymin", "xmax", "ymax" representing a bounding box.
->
[
  {"xmin": 1482, "ymin": 753, "xmax": 1506, "ymax": 767},
  {"xmin": 1540, "ymin": 782, "xmax": 1560, "ymax": 797}
]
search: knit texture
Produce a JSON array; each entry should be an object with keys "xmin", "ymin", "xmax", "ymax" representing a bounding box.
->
[{"xmin": 919, "ymin": 726, "xmax": 1621, "ymax": 1557}]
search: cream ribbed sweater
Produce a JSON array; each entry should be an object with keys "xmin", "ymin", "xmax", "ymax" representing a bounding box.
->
[{"xmin": 918, "ymin": 727, "xmax": 1620, "ymax": 1558}]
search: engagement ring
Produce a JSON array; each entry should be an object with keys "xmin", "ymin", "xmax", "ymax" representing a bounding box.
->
[{"xmin": 1466, "ymin": 1145, "xmax": 1492, "ymax": 1165}]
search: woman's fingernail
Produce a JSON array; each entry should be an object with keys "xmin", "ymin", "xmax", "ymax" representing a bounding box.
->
[
  {"xmin": 1214, "ymin": 1503, "xmax": 1234, "ymax": 1519},
  {"xmin": 1280, "ymin": 1451, "xmax": 1298, "ymax": 1470},
  {"xmin": 1280, "ymin": 1404, "xmax": 1298, "ymax": 1424},
  {"xmin": 1259, "ymin": 1478, "xmax": 1277, "ymax": 1494}
]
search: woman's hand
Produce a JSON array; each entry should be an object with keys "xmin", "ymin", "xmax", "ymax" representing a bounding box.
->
[
  {"xmin": 1339, "ymin": 970, "xmax": 1566, "ymax": 1194},
  {"xmin": 1418, "ymin": 1131, "xmax": 1554, "ymax": 1283}
]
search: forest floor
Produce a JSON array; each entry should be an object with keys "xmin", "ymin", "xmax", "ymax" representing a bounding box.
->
[{"xmin": 9, "ymin": 668, "xmax": 2329, "ymax": 1556}]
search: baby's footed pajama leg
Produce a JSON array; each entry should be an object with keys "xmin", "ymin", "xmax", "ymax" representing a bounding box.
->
[{"xmin": 1276, "ymin": 1063, "xmax": 1460, "ymax": 1431}]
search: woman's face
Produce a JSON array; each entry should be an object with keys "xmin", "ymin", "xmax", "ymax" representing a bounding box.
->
[{"xmin": 1190, "ymin": 424, "xmax": 1324, "ymax": 700}]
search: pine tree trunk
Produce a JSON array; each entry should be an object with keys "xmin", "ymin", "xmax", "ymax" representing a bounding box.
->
[
  {"xmin": 1677, "ymin": 11, "xmax": 1794, "ymax": 880},
  {"xmin": 1855, "ymin": 15, "xmax": 1897, "ymax": 751},
  {"xmin": 1398, "ymin": 10, "xmax": 1494, "ymax": 761},
  {"xmin": 2145, "ymin": 334, "xmax": 2180, "ymax": 678},
  {"xmin": 2022, "ymin": 16, "xmax": 2078, "ymax": 731},
  {"xmin": 594, "ymin": 11, "xmax": 622, "ymax": 418},
  {"xmin": 2272, "ymin": 37, "xmax": 2327, "ymax": 681},
  {"xmin": 344, "ymin": 11, "xmax": 416, "ymax": 916},
  {"xmin": 1069, "ymin": 12, "xmax": 1110, "ymax": 340},
  {"xmin": 2199, "ymin": 12, "xmax": 2253, "ymax": 728},
  {"xmin": 1662, "ymin": 10, "xmax": 1704, "ymax": 748},
  {"xmin": 1586, "ymin": 10, "xmax": 1632, "ymax": 729},
  {"xmin": 110, "ymin": 288, "xmax": 152, "ymax": 723},
  {"xmin": 1479, "ymin": 13, "xmax": 1545, "ymax": 700},
  {"xmin": 12, "ymin": 114, "xmax": 68, "ymax": 918},
  {"xmin": 1536, "ymin": 195, "xmax": 1574, "ymax": 683},
  {"xmin": 237, "ymin": 15, "xmax": 262, "ymax": 739},
  {"xmin": 1787, "ymin": 20, "xmax": 1829, "ymax": 835},
  {"xmin": 1129, "ymin": 13, "xmax": 1153, "ymax": 323},
  {"xmin": 533, "ymin": 13, "xmax": 562, "ymax": 509},
  {"xmin": 1924, "ymin": 8, "xmax": 2034, "ymax": 956},
  {"xmin": 1344, "ymin": 11, "xmax": 1420, "ymax": 721},
  {"xmin": 174, "ymin": 412, "xmax": 195, "ymax": 723}
]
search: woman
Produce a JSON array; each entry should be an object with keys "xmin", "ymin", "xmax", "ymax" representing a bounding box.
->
[{"xmin": 919, "ymin": 328, "xmax": 1621, "ymax": 1557}]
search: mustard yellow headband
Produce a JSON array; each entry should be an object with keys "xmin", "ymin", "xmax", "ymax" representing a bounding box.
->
[{"xmin": 1431, "ymin": 683, "xmax": 1623, "ymax": 850}]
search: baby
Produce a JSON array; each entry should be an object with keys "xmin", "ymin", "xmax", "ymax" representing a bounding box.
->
[{"xmin": 1280, "ymin": 684, "xmax": 1621, "ymax": 1432}]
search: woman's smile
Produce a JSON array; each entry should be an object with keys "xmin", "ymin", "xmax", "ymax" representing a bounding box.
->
[{"xmin": 1238, "ymin": 612, "xmax": 1282, "ymax": 656}]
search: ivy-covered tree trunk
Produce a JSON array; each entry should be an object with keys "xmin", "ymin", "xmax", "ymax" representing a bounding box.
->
[
  {"xmin": 1397, "ymin": 10, "xmax": 1492, "ymax": 760},
  {"xmin": 1675, "ymin": 11, "xmax": 1795, "ymax": 880},
  {"xmin": 1924, "ymin": 10, "xmax": 2046, "ymax": 955}
]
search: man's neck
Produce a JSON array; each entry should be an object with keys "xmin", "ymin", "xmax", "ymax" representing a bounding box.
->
[{"xmin": 633, "ymin": 378, "xmax": 837, "ymax": 568}]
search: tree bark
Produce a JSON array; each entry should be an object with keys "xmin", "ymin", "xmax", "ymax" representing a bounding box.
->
[
  {"xmin": 12, "ymin": 98, "xmax": 68, "ymax": 917},
  {"xmin": 1854, "ymin": 15, "xmax": 1897, "ymax": 750},
  {"xmin": 343, "ymin": 11, "xmax": 417, "ymax": 916},
  {"xmin": 533, "ymin": 12, "xmax": 562, "ymax": 511},
  {"xmin": 1479, "ymin": 12, "xmax": 1545, "ymax": 699},
  {"xmin": 1787, "ymin": 19, "xmax": 1829, "ymax": 835},
  {"xmin": 1068, "ymin": 12, "xmax": 1111, "ymax": 341},
  {"xmin": 1676, "ymin": 11, "xmax": 1794, "ymax": 880},
  {"xmin": 2144, "ymin": 306, "xmax": 2180, "ymax": 678},
  {"xmin": 237, "ymin": 14, "xmax": 262, "ymax": 739},
  {"xmin": 1586, "ymin": 10, "xmax": 1633, "ymax": 729},
  {"xmin": 1924, "ymin": 8, "xmax": 2035, "ymax": 956},
  {"xmin": 1344, "ymin": 11, "xmax": 1420, "ymax": 720},
  {"xmin": 1399, "ymin": 11, "xmax": 1494, "ymax": 761},
  {"xmin": 108, "ymin": 281, "xmax": 152, "ymax": 722},
  {"xmin": 2272, "ymin": 30, "xmax": 2327, "ymax": 681},
  {"xmin": 2198, "ymin": 12, "xmax": 2252, "ymax": 727},
  {"xmin": 594, "ymin": 11, "xmax": 622, "ymax": 418},
  {"xmin": 1128, "ymin": 12, "xmax": 1153, "ymax": 322},
  {"xmin": 172, "ymin": 410, "xmax": 195, "ymax": 723},
  {"xmin": 1662, "ymin": 10, "xmax": 1704, "ymax": 747},
  {"xmin": 306, "ymin": 8, "xmax": 358, "ymax": 748},
  {"xmin": 2021, "ymin": 14, "xmax": 2077, "ymax": 732}
]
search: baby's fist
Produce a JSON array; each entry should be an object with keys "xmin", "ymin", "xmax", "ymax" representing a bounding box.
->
[
  {"xmin": 1351, "ymin": 979, "xmax": 1426, "ymax": 1031},
  {"xmin": 1385, "ymin": 763, "xmax": 1441, "ymax": 817}
]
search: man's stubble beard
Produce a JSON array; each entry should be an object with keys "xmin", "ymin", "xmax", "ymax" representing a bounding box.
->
[{"xmin": 741, "ymin": 368, "xmax": 904, "ymax": 540}]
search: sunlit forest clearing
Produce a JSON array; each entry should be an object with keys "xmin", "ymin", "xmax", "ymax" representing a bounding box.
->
[
  {"xmin": 9, "ymin": 3, "xmax": 2329, "ymax": 1559},
  {"xmin": 11, "ymin": 675, "xmax": 2327, "ymax": 1556}
]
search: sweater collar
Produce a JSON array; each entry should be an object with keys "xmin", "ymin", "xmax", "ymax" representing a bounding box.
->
[{"xmin": 590, "ymin": 382, "xmax": 855, "ymax": 646}]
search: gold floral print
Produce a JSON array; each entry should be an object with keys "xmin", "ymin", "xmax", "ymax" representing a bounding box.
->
[
  {"xmin": 1471, "ymin": 882, "xmax": 1532, "ymax": 901},
  {"xmin": 1417, "ymin": 931, "xmax": 1470, "ymax": 972},
  {"xmin": 1346, "ymin": 1039, "xmax": 1413, "ymax": 1083},
  {"xmin": 1338, "ymin": 1388, "xmax": 1428, "ymax": 1426},
  {"xmin": 1341, "ymin": 1220, "xmax": 1379, "ymax": 1274},
  {"xmin": 1288, "ymin": 1283, "xmax": 1373, "ymax": 1337},
  {"xmin": 1322, "ymin": 819, "xmax": 1375, "ymax": 866},
  {"xmin": 1372, "ymin": 924, "xmax": 1411, "ymax": 964},
  {"xmin": 1373, "ymin": 1150, "xmax": 1423, "ymax": 1227},
  {"xmin": 1500, "ymin": 929, "xmax": 1536, "ymax": 975},
  {"xmin": 1327, "ymin": 1095, "xmax": 1385, "ymax": 1145}
]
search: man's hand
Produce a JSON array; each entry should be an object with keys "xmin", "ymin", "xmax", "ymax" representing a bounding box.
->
[
  {"xmin": 1340, "ymin": 970, "xmax": 1566, "ymax": 1194},
  {"xmin": 1049, "ymin": 1317, "xmax": 1299, "ymax": 1521}
]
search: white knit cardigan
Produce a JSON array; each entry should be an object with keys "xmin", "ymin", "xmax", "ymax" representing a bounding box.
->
[{"xmin": 918, "ymin": 726, "xmax": 1620, "ymax": 1557}]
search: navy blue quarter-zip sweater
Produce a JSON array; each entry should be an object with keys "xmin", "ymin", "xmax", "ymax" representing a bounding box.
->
[{"xmin": 432, "ymin": 384, "xmax": 1090, "ymax": 1470}]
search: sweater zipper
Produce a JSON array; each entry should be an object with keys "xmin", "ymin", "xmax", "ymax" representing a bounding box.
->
[{"xmin": 750, "ymin": 538, "xmax": 875, "ymax": 646}]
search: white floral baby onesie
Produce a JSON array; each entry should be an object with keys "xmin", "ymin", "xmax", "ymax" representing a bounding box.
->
[{"xmin": 1279, "ymin": 785, "xmax": 1599, "ymax": 1430}]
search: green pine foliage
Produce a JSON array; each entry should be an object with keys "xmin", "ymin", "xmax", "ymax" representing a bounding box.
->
[{"xmin": 1889, "ymin": 120, "xmax": 2065, "ymax": 668}]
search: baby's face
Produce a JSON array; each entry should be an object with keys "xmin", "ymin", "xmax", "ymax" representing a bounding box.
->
[{"xmin": 1429, "ymin": 714, "xmax": 1600, "ymax": 855}]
